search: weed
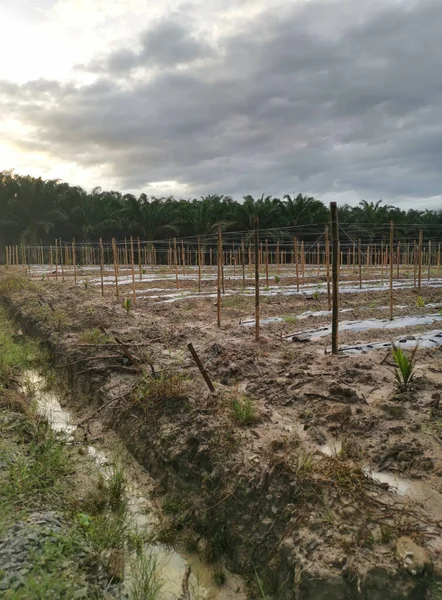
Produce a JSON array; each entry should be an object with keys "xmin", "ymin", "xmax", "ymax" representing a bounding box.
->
[
  {"xmin": 231, "ymin": 396, "xmax": 256, "ymax": 425},
  {"xmin": 283, "ymin": 315, "xmax": 297, "ymax": 324},
  {"xmin": 123, "ymin": 297, "xmax": 132, "ymax": 314},
  {"xmin": 83, "ymin": 279, "xmax": 89, "ymax": 290},
  {"xmin": 129, "ymin": 552, "xmax": 165, "ymax": 600},
  {"xmin": 392, "ymin": 345, "xmax": 417, "ymax": 392},
  {"xmin": 294, "ymin": 452, "xmax": 314, "ymax": 478},
  {"xmin": 78, "ymin": 328, "xmax": 110, "ymax": 345},
  {"xmin": 136, "ymin": 373, "xmax": 187, "ymax": 414},
  {"xmin": 274, "ymin": 275, "xmax": 281, "ymax": 284},
  {"xmin": 212, "ymin": 564, "xmax": 226, "ymax": 586},
  {"xmin": 416, "ymin": 296, "xmax": 425, "ymax": 308},
  {"xmin": 312, "ymin": 291, "xmax": 319, "ymax": 301},
  {"xmin": 0, "ymin": 274, "xmax": 31, "ymax": 297},
  {"xmin": 368, "ymin": 300, "xmax": 378, "ymax": 308}
]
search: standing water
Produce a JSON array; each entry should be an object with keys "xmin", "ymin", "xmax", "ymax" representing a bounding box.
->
[{"xmin": 21, "ymin": 370, "xmax": 245, "ymax": 599}]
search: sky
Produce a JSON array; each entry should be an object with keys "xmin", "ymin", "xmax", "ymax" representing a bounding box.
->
[{"xmin": 1, "ymin": 0, "xmax": 442, "ymax": 209}]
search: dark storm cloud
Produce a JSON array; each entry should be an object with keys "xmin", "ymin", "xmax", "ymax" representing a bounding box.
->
[{"xmin": 3, "ymin": 0, "xmax": 442, "ymax": 205}]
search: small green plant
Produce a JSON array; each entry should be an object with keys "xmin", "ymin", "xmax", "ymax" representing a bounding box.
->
[
  {"xmin": 368, "ymin": 300, "xmax": 378, "ymax": 308},
  {"xmin": 392, "ymin": 345, "xmax": 417, "ymax": 392},
  {"xmin": 283, "ymin": 315, "xmax": 297, "ymax": 324},
  {"xmin": 231, "ymin": 396, "xmax": 256, "ymax": 425},
  {"xmin": 123, "ymin": 297, "xmax": 132, "ymax": 314},
  {"xmin": 274, "ymin": 275, "xmax": 281, "ymax": 284},
  {"xmin": 312, "ymin": 290, "xmax": 319, "ymax": 301},
  {"xmin": 83, "ymin": 279, "xmax": 89, "ymax": 290},
  {"xmin": 129, "ymin": 552, "xmax": 165, "ymax": 600},
  {"xmin": 78, "ymin": 328, "xmax": 109, "ymax": 344},
  {"xmin": 416, "ymin": 295, "xmax": 425, "ymax": 308}
]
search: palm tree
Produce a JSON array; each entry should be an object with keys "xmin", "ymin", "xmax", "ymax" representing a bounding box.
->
[{"xmin": 123, "ymin": 195, "xmax": 178, "ymax": 240}]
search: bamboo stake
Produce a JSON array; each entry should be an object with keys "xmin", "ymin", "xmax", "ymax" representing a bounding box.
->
[
  {"xmin": 428, "ymin": 240, "xmax": 431, "ymax": 282},
  {"xmin": 265, "ymin": 239, "xmax": 269, "ymax": 287},
  {"xmin": 317, "ymin": 242, "xmax": 320, "ymax": 276},
  {"xmin": 413, "ymin": 241, "xmax": 417, "ymax": 289},
  {"xmin": 241, "ymin": 239, "xmax": 245, "ymax": 287},
  {"xmin": 181, "ymin": 240, "xmax": 185, "ymax": 276},
  {"xmin": 99, "ymin": 238, "xmax": 105, "ymax": 296},
  {"xmin": 254, "ymin": 217, "xmax": 260, "ymax": 341},
  {"xmin": 59, "ymin": 239, "xmax": 64, "ymax": 282},
  {"xmin": 198, "ymin": 236, "xmax": 201, "ymax": 293},
  {"xmin": 112, "ymin": 238, "xmax": 119, "ymax": 297},
  {"xmin": 217, "ymin": 224, "xmax": 222, "ymax": 327},
  {"xmin": 418, "ymin": 230, "xmax": 423, "ymax": 295},
  {"xmin": 130, "ymin": 236, "xmax": 136, "ymax": 305},
  {"xmin": 276, "ymin": 241, "xmax": 280, "ymax": 275},
  {"xmin": 325, "ymin": 226, "xmax": 331, "ymax": 311},
  {"xmin": 396, "ymin": 241, "xmax": 400, "ymax": 279},
  {"xmin": 55, "ymin": 239, "xmax": 59, "ymax": 280},
  {"xmin": 301, "ymin": 241, "xmax": 305, "ymax": 285},
  {"xmin": 137, "ymin": 237, "xmax": 142, "ymax": 281},
  {"xmin": 389, "ymin": 221, "xmax": 394, "ymax": 320},
  {"xmin": 72, "ymin": 239, "xmax": 77, "ymax": 286},
  {"xmin": 294, "ymin": 237, "xmax": 299, "ymax": 292},
  {"xmin": 381, "ymin": 241, "xmax": 384, "ymax": 284},
  {"xmin": 331, "ymin": 203, "xmax": 339, "ymax": 354},
  {"xmin": 358, "ymin": 239, "xmax": 362, "ymax": 289},
  {"xmin": 173, "ymin": 238, "xmax": 179, "ymax": 289}
]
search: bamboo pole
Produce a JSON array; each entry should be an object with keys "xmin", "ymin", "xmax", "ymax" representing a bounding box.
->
[
  {"xmin": 217, "ymin": 224, "xmax": 222, "ymax": 327},
  {"xmin": 173, "ymin": 238, "xmax": 179, "ymax": 289},
  {"xmin": 241, "ymin": 239, "xmax": 245, "ymax": 287},
  {"xmin": 181, "ymin": 240, "xmax": 185, "ymax": 276},
  {"xmin": 72, "ymin": 239, "xmax": 77, "ymax": 286},
  {"xmin": 198, "ymin": 236, "xmax": 202, "ymax": 293},
  {"xmin": 358, "ymin": 239, "xmax": 362, "ymax": 289},
  {"xmin": 381, "ymin": 241, "xmax": 384, "ymax": 284},
  {"xmin": 325, "ymin": 226, "xmax": 331, "ymax": 311},
  {"xmin": 317, "ymin": 242, "xmax": 320, "ymax": 276},
  {"xmin": 331, "ymin": 203, "xmax": 339, "ymax": 354},
  {"xmin": 301, "ymin": 241, "xmax": 305, "ymax": 285},
  {"xmin": 389, "ymin": 221, "xmax": 394, "ymax": 320},
  {"xmin": 99, "ymin": 238, "xmax": 105, "ymax": 296},
  {"xmin": 254, "ymin": 217, "xmax": 260, "ymax": 342},
  {"xmin": 265, "ymin": 239, "xmax": 269, "ymax": 287},
  {"xmin": 276, "ymin": 241, "xmax": 280, "ymax": 275},
  {"xmin": 396, "ymin": 241, "xmax": 400, "ymax": 279},
  {"xmin": 428, "ymin": 240, "xmax": 431, "ymax": 282},
  {"xmin": 438, "ymin": 243, "xmax": 441, "ymax": 275},
  {"xmin": 418, "ymin": 230, "xmax": 423, "ymax": 295},
  {"xmin": 112, "ymin": 238, "xmax": 119, "ymax": 297},
  {"xmin": 137, "ymin": 237, "xmax": 142, "ymax": 281},
  {"xmin": 294, "ymin": 237, "xmax": 299, "ymax": 292},
  {"xmin": 55, "ymin": 239, "xmax": 59, "ymax": 280},
  {"xmin": 130, "ymin": 236, "xmax": 136, "ymax": 305},
  {"xmin": 59, "ymin": 239, "xmax": 64, "ymax": 282},
  {"xmin": 413, "ymin": 241, "xmax": 417, "ymax": 289}
]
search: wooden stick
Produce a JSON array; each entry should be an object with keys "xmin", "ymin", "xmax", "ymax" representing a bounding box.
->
[
  {"xmin": 173, "ymin": 238, "xmax": 179, "ymax": 289},
  {"xmin": 254, "ymin": 217, "xmax": 260, "ymax": 342},
  {"xmin": 428, "ymin": 239, "xmax": 431, "ymax": 282},
  {"xmin": 301, "ymin": 241, "xmax": 305, "ymax": 285},
  {"xmin": 198, "ymin": 236, "xmax": 202, "ymax": 292},
  {"xmin": 55, "ymin": 239, "xmax": 59, "ymax": 280},
  {"xmin": 217, "ymin": 224, "xmax": 222, "ymax": 327},
  {"xmin": 418, "ymin": 230, "xmax": 423, "ymax": 295},
  {"xmin": 396, "ymin": 241, "xmax": 400, "ymax": 279},
  {"xmin": 59, "ymin": 238, "xmax": 64, "ymax": 282},
  {"xmin": 72, "ymin": 239, "xmax": 77, "ymax": 286},
  {"xmin": 331, "ymin": 203, "xmax": 339, "ymax": 354},
  {"xmin": 187, "ymin": 343, "xmax": 215, "ymax": 393},
  {"xmin": 99, "ymin": 238, "xmax": 105, "ymax": 296},
  {"xmin": 358, "ymin": 239, "xmax": 362, "ymax": 289},
  {"xmin": 389, "ymin": 221, "xmax": 394, "ymax": 320},
  {"xmin": 265, "ymin": 239, "xmax": 269, "ymax": 287},
  {"xmin": 137, "ymin": 236, "xmax": 142, "ymax": 281},
  {"xmin": 241, "ymin": 239, "xmax": 245, "ymax": 287},
  {"xmin": 181, "ymin": 240, "xmax": 185, "ymax": 276},
  {"xmin": 325, "ymin": 225, "xmax": 331, "ymax": 311},
  {"xmin": 112, "ymin": 238, "xmax": 119, "ymax": 297},
  {"xmin": 130, "ymin": 236, "xmax": 136, "ymax": 305},
  {"xmin": 294, "ymin": 236, "xmax": 299, "ymax": 292}
]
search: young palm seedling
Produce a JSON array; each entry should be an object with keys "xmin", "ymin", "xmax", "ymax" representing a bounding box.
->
[
  {"xmin": 123, "ymin": 297, "xmax": 132, "ymax": 315},
  {"xmin": 392, "ymin": 344, "xmax": 417, "ymax": 393}
]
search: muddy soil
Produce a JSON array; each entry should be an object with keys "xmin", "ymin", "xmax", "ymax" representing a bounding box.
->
[{"xmin": 3, "ymin": 271, "xmax": 442, "ymax": 599}]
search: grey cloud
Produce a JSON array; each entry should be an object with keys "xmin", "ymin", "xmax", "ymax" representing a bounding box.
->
[
  {"xmin": 85, "ymin": 18, "xmax": 215, "ymax": 73},
  {"xmin": 3, "ymin": 0, "xmax": 442, "ymax": 206}
]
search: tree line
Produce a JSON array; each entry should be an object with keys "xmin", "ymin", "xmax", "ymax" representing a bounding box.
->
[{"xmin": 1, "ymin": 171, "xmax": 441, "ymax": 246}]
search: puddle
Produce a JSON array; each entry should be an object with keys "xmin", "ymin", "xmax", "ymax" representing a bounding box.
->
[
  {"xmin": 363, "ymin": 467, "xmax": 412, "ymax": 496},
  {"xmin": 319, "ymin": 440, "xmax": 342, "ymax": 457},
  {"xmin": 21, "ymin": 370, "xmax": 244, "ymax": 599}
]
